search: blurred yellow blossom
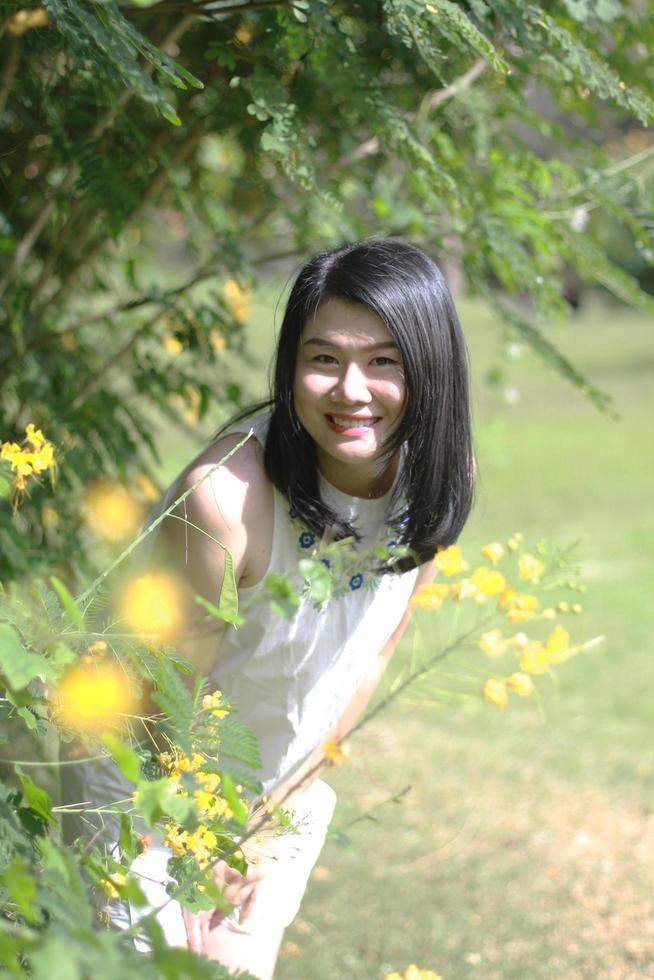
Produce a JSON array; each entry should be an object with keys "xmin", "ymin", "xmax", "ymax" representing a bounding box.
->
[
  {"xmin": 449, "ymin": 578, "xmax": 478, "ymax": 602},
  {"xmin": 507, "ymin": 533, "xmax": 522, "ymax": 551},
  {"xmin": 482, "ymin": 678, "xmax": 508, "ymax": 708},
  {"xmin": 135, "ymin": 473, "xmax": 159, "ymax": 502},
  {"xmin": 557, "ymin": 601, "xmax": 570, "ymax": 613},
  {"xmin": 519, "ymin": 641, "xmax": 550, "ymax": 675},
  {"xmin": 210, "ymin": 330, "xmax": 227, "ymax": 355},
  {"xmin": 410, "ymin": 582, "xmax": 451, "ymax": 610},
  {"xmin": 519, "ymin": 553, "xmax": 545, "ymax": 583},
  {"xmin": 118, "ymin": 571, "xmax": 184, "ymax": 640},
  {"xmin": 507, "ymin": 672, "xmax": 535, "ymax": 697},
  {"xmin": 469, "ymin": 566, "xmax": 506, "ymax": 597},
  {"xmin": 479, "ymin": 629, "xmax": 507, "ymax": 659},
  {"xmin": 544, "ymin": 625, "xmax": 571, "ymax": 664},
  {"xmin": 542, "ymin": 607, "xmax": 557, "ymax": 620},
  {"xmin": 511, "ymin": 632, "xmax": 529, "ymax": 649},
  {"xmin": 7, "ymin": 7, "xmax": 49, "ymax": 36},
  {"xmin": 84, "ymin": 482, "xmax": 144, "ymax": 542},
  {"xmin": 56, "ymin": 664, "xmax": 135, "ymax": 732},
  {"xmin": 224, "ymin": 279, "xmax": 251, "ymax": 323},
  {"xmin": 433, "ymin": 545, "xmax": 466, "ymax": 576},
  {"xmin": 500, "ymin": 590, "xmax": 539, "ymax": 624},
  {"xmin": 99, "ymin": 871, "xmax": 128, "ymax": 900},
  {"xmin": 481, "ymin": 541, "xmax": 503, "ymax": 564},
  {"xmin": 163, "ymin": 334, "xmax": 183, "ymax": 356},
  {"xmin": 572, "ymin": 603, "xmax": 583, "ymax": 614},
  {"xmin": 385, "ymin": 968, "xmax": 443, "ymax": 980},
  {"xmin": 323, "ymin": 738, "xmax": 351, "ymax": 766}
]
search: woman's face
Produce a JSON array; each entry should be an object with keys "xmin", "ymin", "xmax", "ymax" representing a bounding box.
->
[{"xmin": 293, "ymin": 297, "xmax": 406, "ymax": 496}]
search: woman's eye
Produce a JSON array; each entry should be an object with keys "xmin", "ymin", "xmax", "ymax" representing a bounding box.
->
[
  {"xmin": 371, "ymin": 356, "xmax": 397, "ymax": 367},
  {"xmin": 313, "ymin": 354, "xmax": 338, "ymax": 365}
]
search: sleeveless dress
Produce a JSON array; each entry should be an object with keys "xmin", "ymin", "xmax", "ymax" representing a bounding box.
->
[{"xmin": 61, "ymin": 412, "xmax": 419, "ymax": 943}]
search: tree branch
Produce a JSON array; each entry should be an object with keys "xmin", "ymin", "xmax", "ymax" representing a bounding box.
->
[
  {"xmin": 0, "ymin": 36, "xmax": 19, "ymax": 116},
  {"xmin": 351, "ymin": 57, "xmax": 488, "ymax": 162}
]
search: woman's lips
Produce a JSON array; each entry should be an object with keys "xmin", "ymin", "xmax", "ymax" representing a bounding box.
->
[{"xmin": 325, "ymin": 414, "xmax": 380, "ymax": 434}]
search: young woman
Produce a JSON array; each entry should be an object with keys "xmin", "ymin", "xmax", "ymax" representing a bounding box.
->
[{"xmin": 65, "ymin": 238, "xmax": 473, "ymax": 979}]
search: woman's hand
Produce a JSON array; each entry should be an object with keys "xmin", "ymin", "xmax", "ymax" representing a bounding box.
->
[{"xmin": 182, "ymin": 859, "xmax": 262, "ymax": 952}]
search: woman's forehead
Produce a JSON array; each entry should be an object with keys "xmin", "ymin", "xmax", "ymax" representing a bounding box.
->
[{"xmin": 301, "ymin": 297, "xmax": 394, "ymax": 346}]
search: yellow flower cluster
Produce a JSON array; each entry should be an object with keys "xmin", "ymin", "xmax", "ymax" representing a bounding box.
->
[
  {"xmin": 84, "ymin": 481, "xmax": 144, "ymax": 542},
  {"xmin": 99, "ymin": 871, "xmax": 128, "ymax": 900},
  {"xmin": 224, "ymin": 279, "xmax": 251, "ymax": 323},
  {"xmin": 1, "ymin": 423, "xmax": 57, "ymax": 508},
  {"xmin": 482, "ymin": 625, "xmax": 580, "ymax": 708},
  {"xmin": 385, "ymin": 967, "xmax": 443, "ymax": 980}
]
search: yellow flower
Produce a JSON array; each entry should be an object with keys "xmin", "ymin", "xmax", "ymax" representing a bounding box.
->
[
  {"xmin": 481, "ymin": 541, "xmax": 504, "ymax": 564},
  {"xmin": 56, "ymin": 664, "xmax": 135, "ymax": 732},
  {"xmin": 519, "ymin": 641, "xmax": 550, "ymax": 675},
  {"xmin": 224, "ymin": 279, "xmax": 251, "ymax": 323},
  {"xmin": 503, "ymin": 591, "xmax": 539, "ymax": 624},
  {"xmin": 506, "ymin": 672, "xmax": 535, "ymax": 697},
  {"xmin": 449, "ymin": 578, "xmax": 478, "ymax": 602},
  {"xmin": 511, "ymin": 632, "xmax": 529, "ymax": 649},
  {"xmin": 433, "ymin": 545, "xmax": 466, "ymax": 576},
  {"xmin": 469, "ymin": 566, "xmax": 506, "ymax": 597},
  {"xmin": 542, "ymin": 607, "xmax": 557, "ymax": 620},
  {"xmin": 482, "ymin": 678, "xmax": 508, "ymax": 708},
  {"xmin": 118, "ymin": 571, "xmax": 184, "ymax": 640},
  {"xmin": 84, "ymin": 482, "xmax": 144, "ymax": 542},
  {"xmin": 202, "ymin": 690, "xmax": 228, "ymax": 717},
  {"xmin": 323, "ymin": 738, "xmax": 351, "ymax": 766},
  {"xmin": 544, "ymin": 625, "xmax": 571, "ymax": 665},
  {"xmin": 210, "ymin": 330, "xmax": 227, "ymax": 355},
  {"xmin": 163, "ymin": 334, "xmax": 183, "ymax": 356},
  {"xmin": 135, "ymin": 473, "xmax": 159, "ymax": 502},
  {"xmin": 479, "ymin": 629, "xmax": 507, "ymax": 659},
  {"xmin": 410, "ymin": 582, "xmax": 450, "ymax": 610},
  {"xmin": 7, "ymin": 7, "xmax": 49, "ymax": 36},
  {"xmin": 25, "ymin": 424, "xmax": 45, "ymax": 450},
  {"xmin": 385, "ymin": 968, "xmax": 443, "ymax": 980},
  {"xmin": 519, "ymin": 553, "xmax": 545, "ymax": 583},
  {"xmin": 99, "ymin": 871, "xmax": 128, "ymax": 900},
  {"xmin": 572, "ymin": 603, "xmax": 583, "ymax": 614}
]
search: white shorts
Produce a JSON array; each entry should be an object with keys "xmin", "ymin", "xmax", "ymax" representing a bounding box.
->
[{"xmin": 110, "ymin": 778, "xmax": 336, "ymax": 950}]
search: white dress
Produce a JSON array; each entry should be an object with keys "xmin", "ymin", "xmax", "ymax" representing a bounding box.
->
[{"xmin": 62, "ymin": 412, "xmax": 418, "ymax": 942}]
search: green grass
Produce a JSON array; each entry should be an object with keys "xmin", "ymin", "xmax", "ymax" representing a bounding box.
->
[
  {"xmin": 156, "ymin": 290, "xmax": 654, "ymax": 978},
  {"xmin": 273, "ymin": 297, "xmax": 654, "ymax": 980}
]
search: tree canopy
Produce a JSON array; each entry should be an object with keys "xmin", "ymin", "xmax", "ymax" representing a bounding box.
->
[{"xmin": 1, "ymin": 0, "xmax": 653, "ymax": 579}]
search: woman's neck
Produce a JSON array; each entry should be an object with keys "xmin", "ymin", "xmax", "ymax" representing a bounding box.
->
[{"xmin": 317, "ymin": 453, "xmax": 400, "ymax": 499}]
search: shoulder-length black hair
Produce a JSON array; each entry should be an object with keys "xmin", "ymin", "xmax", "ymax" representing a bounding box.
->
[{"xmin": 255, "ymin": 237, "xmax": 474, "ymax": 570}]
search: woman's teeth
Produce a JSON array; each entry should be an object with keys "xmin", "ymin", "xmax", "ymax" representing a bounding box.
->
[{"xmin": 328, "ymin": 416, "xmax": 376, "ymax": 428}]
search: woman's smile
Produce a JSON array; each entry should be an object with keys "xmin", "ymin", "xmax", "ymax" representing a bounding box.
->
[{"xmin": 293, "ymin": 297, "xmax": 405, "ymax": 496}]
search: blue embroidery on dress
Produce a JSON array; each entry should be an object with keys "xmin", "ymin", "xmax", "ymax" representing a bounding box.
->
[
  {"xmin": 348, "ymin": 572, "xmax": 364, "ymax": 590},
  {"xmin": 299, "ymin": 530, "xmax": 316, "ymax": 549}
]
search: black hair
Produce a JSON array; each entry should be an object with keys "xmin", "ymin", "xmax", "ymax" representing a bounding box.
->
[{"xmin": 257, "ymin": 237, "xmax": 474, "ymax": 570}]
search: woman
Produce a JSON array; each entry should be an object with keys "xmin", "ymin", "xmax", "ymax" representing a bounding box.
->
[{"xmin": 67, "ymin": 238, "xmax": 473, "ymax": 979}]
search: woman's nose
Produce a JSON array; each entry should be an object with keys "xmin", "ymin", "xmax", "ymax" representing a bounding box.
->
[{"xmin": 334, "ymin": 363, "xmax": 371, "ymax": 403}]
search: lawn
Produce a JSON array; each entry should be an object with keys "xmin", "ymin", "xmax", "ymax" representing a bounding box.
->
[{"xmin": 156, "ymin": 288, "xmax": 654, "ymax": 979}]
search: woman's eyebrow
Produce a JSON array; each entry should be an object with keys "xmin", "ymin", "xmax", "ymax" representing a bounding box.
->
[{"xmin": 302, "ymin": 337, "xmax": 399, "ymax": 351}]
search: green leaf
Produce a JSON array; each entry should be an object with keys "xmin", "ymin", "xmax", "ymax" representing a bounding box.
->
[
  {"xmin": 133, "ymin": 777, "xmax": 198, "ymax": 829},
  {"xmin": 219, "ymin": 773, "xmax": 248, "ymax": 827},
  {"xmin": 102, "ymin": 733, "xmax": 141, "ymax": 783},
  {"xmin": 194, "ymin": 594, "xmax": 243, "ymax": 628},
  {"xmin": 16, "ymin": 769, "xmax": 55, "ymax": 825},
  {"xmin": 16, "ymin": 707, "xmax": 38, "ymax": 731},
  {"xmin": 299, "ymin": 558, "xmax": 332, "ymax": 604},
  {"xmin": 49, "ymin": 576, "xmax": 85, "ymax": 631},
  {"xmin": 264, "ymin": 574, "xmax": 301, "ymax": 620},
  {"xmin": 1, "ymin": 856, "xmax": 37, "ymax": 924},
  {"xmin": 0, "ymin": 624, "xmax": 52, "ymax": 690},
  {"xmin": 217, "ymin": 549, "xmax": 239, "ymax": 623}
]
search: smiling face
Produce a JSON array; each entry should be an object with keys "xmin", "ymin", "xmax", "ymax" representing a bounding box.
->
[{"xmin": 293, "ymin": 297, "xmax": 406, "ymax": 497}]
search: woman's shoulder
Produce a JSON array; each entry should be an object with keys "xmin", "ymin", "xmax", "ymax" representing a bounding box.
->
[{"xmin": 179, "ymin": 429, "xmax": 272, "ymax": 541}]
